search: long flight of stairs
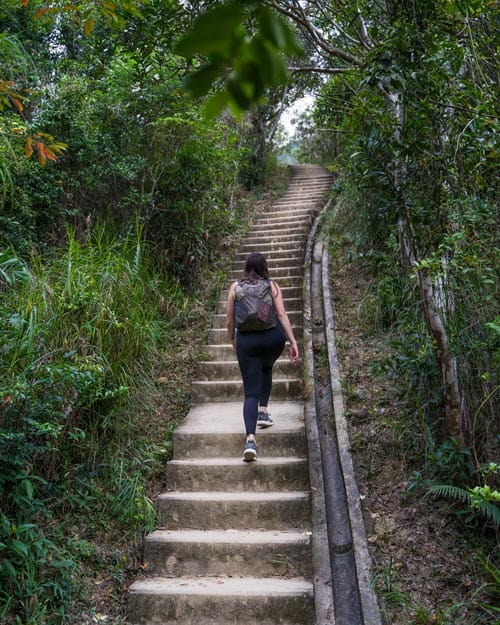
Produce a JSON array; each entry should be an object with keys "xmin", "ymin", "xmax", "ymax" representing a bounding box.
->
[{"xmin": 127, "ymin": 165, "xmax": 333, "ymax": 625}]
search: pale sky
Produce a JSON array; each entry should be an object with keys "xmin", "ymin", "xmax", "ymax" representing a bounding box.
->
[{"xmin": 279, "ymin": 94, "xmax": 315, "ymax": 138}]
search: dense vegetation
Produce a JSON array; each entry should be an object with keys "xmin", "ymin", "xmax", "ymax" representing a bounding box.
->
[
  {"xmin": 289, "ymin": 0, "xmax": 498, "ymax": 495},
  {"xmin": 284, "ymin": 1, "xmax": 499, "ymax": 621},
  {"xmin": 0, "ymin": 0, "xmax": 498, "ymax": 624},
  {"xmin": 0, "ymin": 2, "xmax": 287, "ymax": 622}
]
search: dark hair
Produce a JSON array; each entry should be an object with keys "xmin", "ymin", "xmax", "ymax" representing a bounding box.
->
[{"xmin": 243, "ymin": 252, "xmax": 269, "ymax": 280}]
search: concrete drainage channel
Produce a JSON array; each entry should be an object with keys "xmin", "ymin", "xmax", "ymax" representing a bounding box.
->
[
  {"xmin": 127, "ymin": 165, "xmax": 381, "ymax": 625},
  {"xmin": 303, "ymin": 208, "xmax": 382, "ymax": 625}
]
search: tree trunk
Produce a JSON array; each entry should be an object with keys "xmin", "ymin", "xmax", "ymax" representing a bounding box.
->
[
  {"xmin": 386, "ymin": 90, "xmax": 470, "ymax": 445},
  {"xmin": 417, "ymin": 267, "xmax": 470, "ymax": 445}
]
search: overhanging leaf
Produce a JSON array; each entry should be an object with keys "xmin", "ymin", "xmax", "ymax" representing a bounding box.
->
[
  {"xmin": 174, "ymin": 1, "xmax": 244, "ymax": 58},
  {"xmin": 183, "ymin": 62, "xmax": 225, "ymax": 98},
  {"xmin": 203, "ymin": 90, "xmax": 231, "ymax": 119},
  {"xmin": 257, "ymin": 7, "xmax": 302, "ymax": 56}
]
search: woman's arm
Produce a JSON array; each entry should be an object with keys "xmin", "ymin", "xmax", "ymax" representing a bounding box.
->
[
  {"xmin": 226, "ymin": 281, "xmax": 237, "ymax": 350},
  {"xmin": 272, "ymin": 281, "xmax": 299, "ymax": 364}
]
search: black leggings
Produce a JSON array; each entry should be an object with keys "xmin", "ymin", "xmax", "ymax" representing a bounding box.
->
[{"xmin": 236, "ymin": 324, "xmax": 286, "ymax": 435}]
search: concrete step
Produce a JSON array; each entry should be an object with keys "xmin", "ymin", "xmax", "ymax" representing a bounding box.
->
[
  {"xmin": 254, "ymin": 208, "xmax": 311, "ymax": 218},
  {"xmin": 201, "ymin": 344, "xmax": 235, "ymax": 360},
  {"xmin": 243, "ymin": 231, "xmax": 307, "ymax": 244},
  {"xmin": 248, "ymin": 218, "xmax": 314, "ymax": 234},
  {"xmin": 196, "ymin": 358, "xmax": 295, "ymax": 380},
  {"xmin": 235, "ymin": 248, "xmax": 304, "ymax": 260},
  {"xmin": 172, "ymin": 401, "xmax": 307, "ymax": 458},
  {"xmin": 157, "ymin": 490, "xmax": 311, "ymax": 530},
  {"xmin": 231, "ymin": 256, "xmax": 305, "ymax": 269},
  {"xmin": 143, "ymin": 529, "xmax": 313, "ymax": 577},
  {"xmin": 239, "ymin": 240, "xmax": 303, "ymax": 254},
  {"xmin": 165, "ymin": 457, "xmax": 309, "ymax": 492},
  {"xmin": 242, "ymin": 240, "xmax": 305, "ymax": 252},
  {"xmin": 127, "ymin": 576, "xmax": 315, "ymax": 625},
  {"xmin": 276, "ymin": 195, "xmax": 327, "ymax": 203},
  {"xmin": 174, "ymin": 428, "xmax": 307, "ymax": 459},
  {"xmin": 191, "ymin": 377, "xmax": 303, "ymax": 403},
  {"xmin": 257, "ymin": 206, "xmax": 314, "ymax": 215},
  {"xmin": 277, "ymin": 182, "xmax": 332, "ymax": 192},
  {"xmin": 228, "ymin": 265, "xmax": 303, "ymax": 280},
  {"xmin": 249, "ymin": 217, "xmax": 312, "ymax": 235},
  {"xmin": 264, "ymin": 200, "xmax": 325, "ymax": 211},
  {"xmin": 235, "ymin": 253, "xmax": 305, "ymax": 267},
  {"xmin": 247, "ymin": 222, "xmax": 307, "ymax": 232}
]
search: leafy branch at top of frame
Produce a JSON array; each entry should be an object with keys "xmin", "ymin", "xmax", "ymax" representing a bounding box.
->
[{"xmin": 173, "ymin": 0, "xmax": 304, "ymax": 118}]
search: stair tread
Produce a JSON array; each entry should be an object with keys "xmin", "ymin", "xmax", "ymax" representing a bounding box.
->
[
  {"xmin": 176, "ymin": 401, "xmax": 303, "ymax": 433},
  {"xmin": 146, "ymin": 529, "xmax": 310, "ymax": 544},
  {"xmin": 192, "ymin": 377, "xmax": 301, "ymax": 384},
  {"xmin": 158, "ymin": 491, "xmax": 309, "ymax": 502},
  {"xmin": 168, "ymin": 457, "xmax": 307, "ymax": 466},
  {"xmin": 130, "ymin": 576, "xmax": 313, "ymax": 596}
]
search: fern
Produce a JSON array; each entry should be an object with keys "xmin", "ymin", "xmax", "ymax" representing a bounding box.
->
[
  {"xmin": 0, "ymin": 249, "xmax": 32, "ymax": 287},
  {"xmin": 427, "ymin": 484, "xmax": 500, "ymax": 526}
]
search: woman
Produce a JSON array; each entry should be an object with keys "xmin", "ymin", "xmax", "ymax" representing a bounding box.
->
[{"xmin": 226, "ymin": 252, "xmax": 299, "ymax": 461}]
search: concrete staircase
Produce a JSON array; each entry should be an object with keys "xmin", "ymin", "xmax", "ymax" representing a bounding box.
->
[{"xmin": 127, "ymin": 165, "xmax": 333, "ymax": 625}]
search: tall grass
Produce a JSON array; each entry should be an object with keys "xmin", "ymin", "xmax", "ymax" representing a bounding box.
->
[{"xmin": 0, "ymin": 228, "xmax": 191, "ymax": 624}]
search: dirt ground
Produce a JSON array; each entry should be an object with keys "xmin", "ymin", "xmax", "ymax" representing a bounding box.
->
[{"xmin": 329, "ymin": 248, "xmax": 498, "ymax": 625}]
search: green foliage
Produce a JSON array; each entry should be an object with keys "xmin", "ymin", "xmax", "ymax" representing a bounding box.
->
[
  {"xmin": 0, "ymin": 512, "xmax": 76, "ymax": 625},
  {"xmin": 0, "ymin": 233, "xmax": 193, "ymax": 623},
  {"xmin": 175, "ymin": 0, "xmax": 303, "ymax": 116},
  {"xmin": 0, "ymin": 248, "xmax": 32, "ymax": 286},
  {"xmin": 427, "ymin": 483, "xmax": 500, "ymax": 526},
  {"xmin": 26, "ymin": 45, "xmax": 248, "ymax": 283},
  {"xmin": 1, "ymin": 231, "xmax": 167, "ymax": 451},
  {"xmin": 0, "ymin": 21, "xmax": 67, "ymax": 204},
  {"xmin": 313, "ymin": 0, "xmax": 498, "ymax": 464},
  {"xmin": 0, "ymin": 155, "xmax": 65, "ymax": 252},
  {"xmin": 0, "ymin": 1, "xmax": 292, "ymax": 622}
]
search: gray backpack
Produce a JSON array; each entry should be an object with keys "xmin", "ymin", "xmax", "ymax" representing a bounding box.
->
[{"xmin": 234, "ymin": 278, "xmax": 276, "ymax": 332}]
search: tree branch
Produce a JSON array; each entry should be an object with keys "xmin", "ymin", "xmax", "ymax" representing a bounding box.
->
[
  {"xmin": 310, "ymin": 0, "xmax": 363, "ymax": 48},
  {"xmin": 289, "ymin": 65, "xmax": 351, "ymax": 74},
  {"xmin": 357, "ymin": 8, "xmax": 374, "ymax": 50},
  {"xmin": 265, "ymin": 0, "xmax": 363, "ymax": 67}
]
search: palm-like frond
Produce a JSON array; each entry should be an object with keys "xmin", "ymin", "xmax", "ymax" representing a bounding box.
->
[{"xmin": 427, "ymin": 484, "xmax": 500, "ymax": 526}]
